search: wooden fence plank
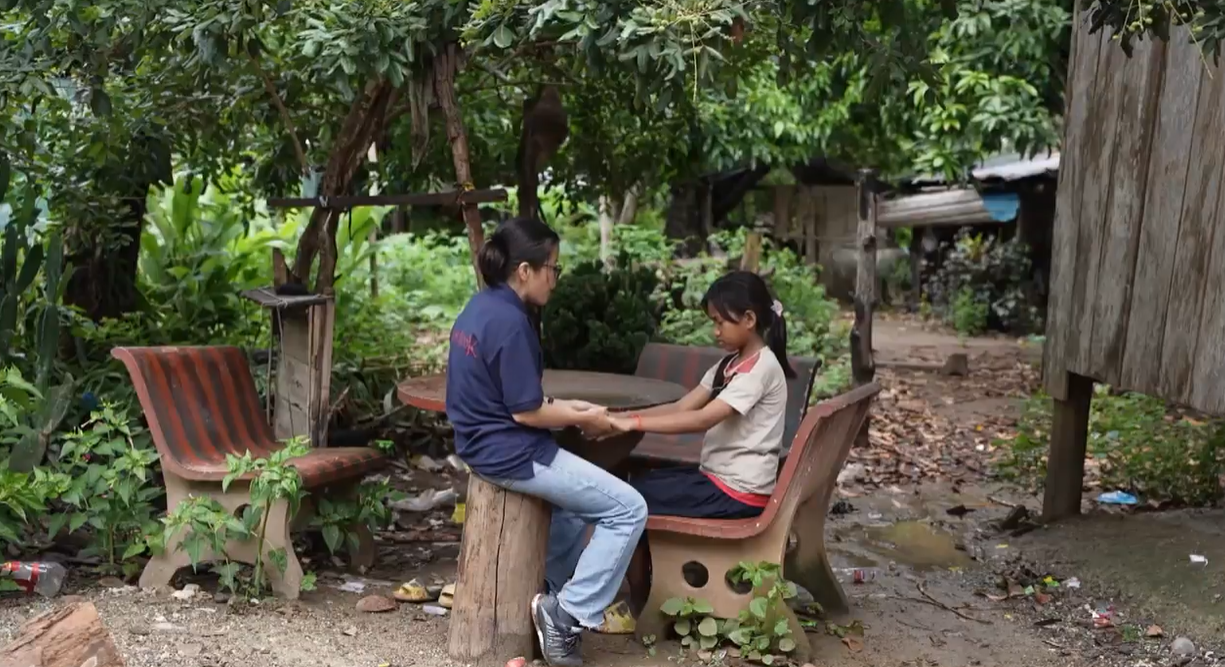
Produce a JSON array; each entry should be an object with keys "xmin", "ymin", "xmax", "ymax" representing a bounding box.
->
[
  {"xmin": 1121, "ymin": 30, "xmax": 1204, "ymax": 394},
  {"xmin": 1042, "ymin": 12, "xmax": 1104, "ymax": 400},
  {"xmin": 1189, "ymin": 111, "xmax": 1225, "ymax": 413},
  {"xmin": 1159, "ymin": 57, "xmax": 1225, "ymax": 403},
  {"xmin": 1067, "ymin": 36, "xmax": 1129, "ymax": 378},
  {"xmin": 1087, "ymin": 38, "xmax": 1166, "ymax": 384}
]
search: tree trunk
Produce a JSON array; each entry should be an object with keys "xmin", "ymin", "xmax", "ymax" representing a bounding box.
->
[
  {"xmin": 851, "ymin": 171, "xmax": 878, "ymax": 450},
  {"xmin": 434, "ymin": 44, "xmax": 485, "ymax": 287},
  {"xmin": 664, "ymin": 182, "xmax": 704, "ymax": 257},
  {"xmin": 289, "ymin": 80, "xmax": 397, "ymax": 293},
  {"xmin": 63, "ymin": 193, "xmax": 145, "ymax": 321},
  {"xmin": 616, "ymin": 185, "xmax": 640, "ymax": 226},
  {"xmin": 0, "ymin": 601, "xmax": 124, "ymax": 667},
  {"xmin": 449, "ymin": 476, "xmax": 550, "ymax": 667},
  {"xmin": 599, "ymin": 195, "xmax": 614, "ymax": 268}
]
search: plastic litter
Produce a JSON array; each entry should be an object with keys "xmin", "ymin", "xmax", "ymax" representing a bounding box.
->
[
  {"xmin": 1096, "ymin": 491, "xmax": 1138, "ymax": 505},
  {"xmin": 391, "ymin": 488, "xmax": 458, "ymax": 513},
  {"xmin": 1190, "ymin": 554, "xmax": 1208, "ymax": 566},
  {"xmin": 1064, "ymin": 577, "xmax": 1081, "ymax": 589},
  {"xmin": 421, "ymin": 604, "xmax": 449, "ymax": 616},
  {"xmin": 833, "ymin": 568, "xmax": 878, "ymax": 584},
  {"xmin": 1, "ymin": 561, "xmax": 66, "ymax": 597}
]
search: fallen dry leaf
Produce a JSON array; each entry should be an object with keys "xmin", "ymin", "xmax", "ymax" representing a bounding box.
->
[
  {"xmin": 1145, "ymin": 625, "xmax": 1164, "ymax": 638},
  {"xmin": 842, "ymin": 637, "xmax": 864, "ymax": 653}
]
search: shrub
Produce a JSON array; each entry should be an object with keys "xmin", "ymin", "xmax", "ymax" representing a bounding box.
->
[
  {"xmin": 996, "ymin": 387, "xmax": 1225, "ymax": 505},
  {"xmin": 927, "ymin": 229, "xmax": 1038, "ymax": 334},
  {"xmin": 542, "ymin": 258, "xmax": 661, "ymax": 374}
]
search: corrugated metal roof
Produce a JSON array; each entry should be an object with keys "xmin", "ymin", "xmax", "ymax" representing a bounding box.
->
[
  {"xmin": 904, "ymin": 151, "xmax": 1061, "ymax": 186},
  {"xmin": 972, "ymin": 152, "xmax": 1060, "ymax": 181}
]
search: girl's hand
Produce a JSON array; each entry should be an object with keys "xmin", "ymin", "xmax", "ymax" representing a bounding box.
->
[{"xmin": 609, "ymin": 417, "xmax": 637, "ymax": 433}]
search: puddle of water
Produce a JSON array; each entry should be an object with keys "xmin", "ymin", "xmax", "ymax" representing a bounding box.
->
[{"xmin": 838, "ymin": 521, "xmax": 973, "ymax": 571}]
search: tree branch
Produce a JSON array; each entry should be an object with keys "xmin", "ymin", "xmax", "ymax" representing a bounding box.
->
[{"xmin": 249, "ymin": 54, "xmax": 310, "ymax": 176}]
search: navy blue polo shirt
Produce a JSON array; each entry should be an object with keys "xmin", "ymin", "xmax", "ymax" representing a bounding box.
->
[{"xmin": 445, "ymin": 285, "xmax": 558, "ymax": 480}]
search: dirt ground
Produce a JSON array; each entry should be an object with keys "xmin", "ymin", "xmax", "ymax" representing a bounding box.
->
[{"xmin": 4, "ymin": 314, "xmax": 1223, "ymax": 667}]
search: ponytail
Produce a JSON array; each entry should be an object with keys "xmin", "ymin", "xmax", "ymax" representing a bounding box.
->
[
  {"xmin": 478, "ymin": 235, "xmax": 509, "ymax": 287},
  {"xmin": 701, "ymin": 270, "xmax": 797, "ymax": 379},
  {"xmin": 764, "ymin": 302, "xmax": 797, "ymax": 379}
]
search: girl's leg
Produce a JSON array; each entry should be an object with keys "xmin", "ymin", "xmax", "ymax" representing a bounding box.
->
[{"xmin": 629, "ymin": 466, "xmax": 763, "ymax": 519}]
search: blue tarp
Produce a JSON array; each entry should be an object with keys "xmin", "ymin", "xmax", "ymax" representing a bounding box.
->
[{"xmin": 982, "ymin": 192, "xmax": 1020, "ymax": 222}]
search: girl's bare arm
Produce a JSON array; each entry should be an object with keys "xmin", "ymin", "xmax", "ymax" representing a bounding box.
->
[{"xmin": 628, "ymin": 385, "xmax": 712, "ymax": 418}]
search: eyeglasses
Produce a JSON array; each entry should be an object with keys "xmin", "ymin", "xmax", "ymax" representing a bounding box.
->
[{"xmin": 543, "ymin": 263, "xmax": 563, "ymax": 278}]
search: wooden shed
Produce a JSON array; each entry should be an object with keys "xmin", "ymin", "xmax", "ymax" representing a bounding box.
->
[{"xmin": 1041, "ymin": 14, "xmax": 1225, "ymax": 519}]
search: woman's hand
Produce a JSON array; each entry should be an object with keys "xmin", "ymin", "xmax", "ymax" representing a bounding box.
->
[
  {"xmin": 580, "ymin": 411, "xmax": 615, "ymax": 438},
  {"xmin": 564, "ymin": 399, "xmax": 608, "ymax": 415}
]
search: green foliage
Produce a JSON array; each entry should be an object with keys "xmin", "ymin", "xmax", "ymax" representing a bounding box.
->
[
  {"xmin": 44, "ymin": 403, "xmax": 162, "ymax": 575},
  {"xmin": 0, "ymin": 468, "xmax": 50, "ymax": 546},
  {"xmin": 927, "ymin": 230, "xmax": 1037, "ymax": 334},
  {"xmin": 951, "ymin": 287, "xmax": 988, "ymax": 336},
  {"xmin": 543, "ymin": 259, "xmax": 661, "ymax": 374},
  {"xmin": 310, "ymin": 479, "xmax": 403, "ymax": 555},
  {"xmin": 723, "ymin": 561, "xmax": 798, "ymax": 664},
  {"xmin": 657, "ymin": 561, "xmax": 798, "ymax": 665},
  {"xmin": 660, "ymin": 596, "xmax": 720, "ymax": 653},
  {"xmin": 997, "ymin": 388, "xmax": 1225, "ymax": 506}
]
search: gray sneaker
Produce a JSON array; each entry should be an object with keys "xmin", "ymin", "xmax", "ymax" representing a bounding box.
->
[{"xmin": 531, "ymin": 593, "xmax": 583, "ymax": 667}]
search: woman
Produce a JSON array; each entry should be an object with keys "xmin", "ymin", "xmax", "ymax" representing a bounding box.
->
[{"xmin": 444, "ymin": 217, "xmax": 647, "ymax": 667}]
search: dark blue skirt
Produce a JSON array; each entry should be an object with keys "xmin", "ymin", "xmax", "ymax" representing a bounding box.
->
[{"xmin": 628, "ymin": 466, "xmax": 763, "ymax": 519}]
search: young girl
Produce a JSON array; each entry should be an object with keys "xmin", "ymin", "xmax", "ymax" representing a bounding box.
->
[
  {"xmin": 610, "ymin": 271, "xmax": 796, "ymax": 519},
  {"xmin": 444, "ymin": 217, "xmax": 647, "ymax": 667}
]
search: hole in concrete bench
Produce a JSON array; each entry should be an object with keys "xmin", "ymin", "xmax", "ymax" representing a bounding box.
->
[
  {"xmin": 682, "ymin": 562, "xmax": 709, "ymax": 588},
  {"xmin": 724, "ymin": 569, "xmax": 753, "ymax": 595}
]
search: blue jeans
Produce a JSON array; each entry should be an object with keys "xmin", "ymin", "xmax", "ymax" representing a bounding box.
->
[{"xmin": 486, "ymin": 448, "xmax": 647, "ymax": 628}]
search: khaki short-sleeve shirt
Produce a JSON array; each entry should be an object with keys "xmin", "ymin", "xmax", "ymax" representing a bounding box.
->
[{"xmin": 697, "ymin": 348, "xmax": 787, "ymax": 496}]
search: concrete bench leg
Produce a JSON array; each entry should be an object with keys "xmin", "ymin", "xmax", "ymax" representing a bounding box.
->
[{"xmin": 635, "ymin": 528, "xmax": 811, "ymax": 663}]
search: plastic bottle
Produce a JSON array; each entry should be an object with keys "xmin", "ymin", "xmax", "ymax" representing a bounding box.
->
[{"xmin": 1, "ymin": 561, "xmax": 67, "ymax": 597}]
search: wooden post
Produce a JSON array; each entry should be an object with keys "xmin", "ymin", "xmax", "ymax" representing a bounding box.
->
[
  {"xmin": 1, "ymin": 601, "xmax": 124, "ymax": 667},
  {"xmin": 908, "ymin": 226, "xmax": 922, "ymax": 311},
  {"xmin": 741, "ymin": 231, "xmax": 763, "ymax": 273},
  {"xmin": 772, "ymin": 185, "xmax": 793, "ymax": 240},
  {"xmin": 434, "ymin": 43, "xmax": 486, "ymax": 287},
  {"xmin": 851, "ymin": 171, "xmax": 878, "ymax": 387},
  {"xmin": 449, "ymin": 476, "xmax": 552, "ymax": 666},
  {"xmin": 1043, "ymin": 372, "xmax": 1094, "ymax": 521}
]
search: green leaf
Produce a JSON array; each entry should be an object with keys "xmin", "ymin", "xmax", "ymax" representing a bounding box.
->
[
  {"xmin": 699, "ymin": 635, "xmax": 718, "ymax": 650},
  {"xmin": 674, "ymin": 619, "xmax": 691, "ymax": 636},
  {"xmin": 322, "ymin": 524, "xmax": 342, "ymax": 554},
  {"xmin": 749, "ymin": 596, "xmax": 768, "ymax": 619},
  {"xmin": 698, "ymin": 617, "xmax": 718, "ymax": 637},
  {"xmin": 761, "ymin": 654, "xmax": 775, "ymax": 665},
  {"xmin": 122, "ymin": 541, "xmax": 147, "ymax": 559},
  {"xmin": 774, "ymin": 619, "xmax": 789, "ymax": 636},
  {"xmin": 692, "ymin": 598, "xmax": 714, "ymax": 615},
  {"xmin": 660, "ymin": 597, "xmax": 684, "ymax": 616},
  {"xmin": 493, "ymin": 24, "xmax": 515, "ymax": 49},
  {"xmin": 68, "ymin": 512, "xmax": 90, "ymax": 533},
  {"xmin": 778, "ymin": 637, "xmax": 796, "ymax": 653}
]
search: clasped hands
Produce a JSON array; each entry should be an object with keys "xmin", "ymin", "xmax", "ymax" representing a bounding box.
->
[{"xmin": 566, "ymin": 400, "xmax": 636, "ymax": 438}]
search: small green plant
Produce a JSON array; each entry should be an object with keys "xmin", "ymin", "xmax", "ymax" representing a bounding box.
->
[
  {"xmin": 661, "ymin": 596, "xmax": 720, "ymax": 652},
  {"xmin": 543, "ymin": 258, "xmax": 661, "ymax": 374},
  {"xmin": 0, "ymin": 468, "xmax": 49, "ymax": 546},
  {"xmin": 220, "ymin": 437, "xmax": 312, "ymax": 598},
  {"xmin": 951, "ymin": 286, "xmax": 988, "ymax": 336},
  {"xmin": 724, "ymin": 562, "xmax": 798, "ymax": 664},
  {"xmin": 46, "ymin": 403, "xmax": 162, "ymax": 576},
  {"xmin": 656, "ymin": 562, "xmax": 799, "ymax": 665},
  {"xmin": 153, "ymin": 438, "xmax": 315, "ymax": 598},
  {"xmin": 310, "ymin": 478, "xmax": 401, "ymax": 555}
]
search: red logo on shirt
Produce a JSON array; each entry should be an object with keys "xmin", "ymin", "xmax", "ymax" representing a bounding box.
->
[{"xmin": 451, "ymin": 330, "xmax": 478, "ymax": 357}]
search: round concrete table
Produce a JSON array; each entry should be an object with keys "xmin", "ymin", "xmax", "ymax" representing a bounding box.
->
[
  {"xmin": 397, "ymin": 370, "xmax": 688, "ymax": 470},
  {"xmin": 397, "ymin": 369, "xmax": 686, "ymax": 666}
]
